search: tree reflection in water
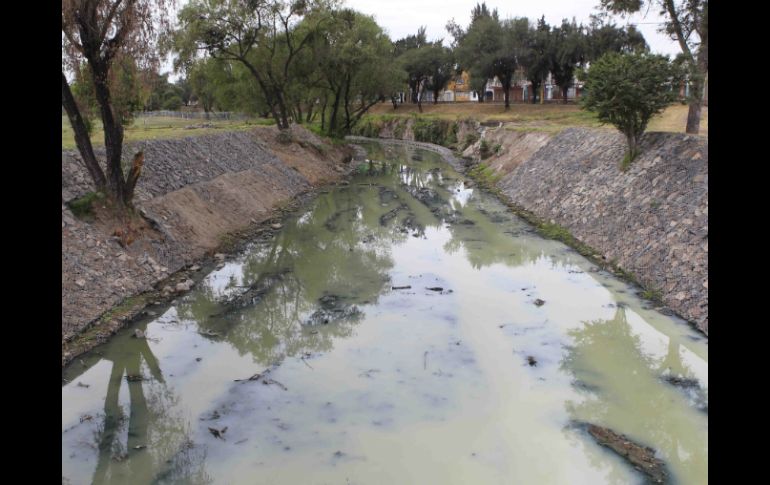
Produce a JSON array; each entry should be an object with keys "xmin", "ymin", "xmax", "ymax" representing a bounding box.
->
[
  {"xmin": 65, "ymin": 318, "xmax": 212, "ymax": 484},
  {"xmin": 561, "ymin": 308, "xmax": 707, "ymax": 484}
]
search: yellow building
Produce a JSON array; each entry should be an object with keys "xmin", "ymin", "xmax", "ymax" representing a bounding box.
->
[{"xmin": 444, "ymin": 71, "xmax": 479, "ymax": 102}]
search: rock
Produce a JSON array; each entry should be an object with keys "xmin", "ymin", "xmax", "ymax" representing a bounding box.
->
[
  {"xmin": 214, "ymin": 253, "xmax": 226, "ymax": 261},
  {"xmin": 526, "ymin": 356, "xmax": 538, "ymax": 366},
  {"xmin": 75, "ymin": 279, "xmax": 86, "ymax": 288},
  {"xmin": 189, "ymin": 265, "xmax": 201, "ymax": 272},
  {"xmin": 271, "ymin": 223, "xmax": 283, "ymax": 230},
  {"xmin": 534, "ymin": 299, "xmax": 545, "ymax": 307},
  {"xmin": 133, "ymin": 329, "xmax": 145, "ymax": 339},
  {"xmin": 175, "ymin": 279, "xmax": 194, "ymax": 292}
]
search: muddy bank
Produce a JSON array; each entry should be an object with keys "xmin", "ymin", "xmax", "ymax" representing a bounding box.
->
[
  {"xmin": 62, "ymin": 126, "xmax": 352, "ymax": 362},
  {"xmin": 348, "ymin": 123, "xmax": 708, "ymax": 334}
]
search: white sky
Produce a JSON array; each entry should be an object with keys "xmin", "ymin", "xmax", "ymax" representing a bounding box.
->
[
  {"xmin": 345, "ymin": 0, "xmax": 680, "ymax": 56},
  {"xmin": 165, "ymin": 0, "xmax": 681, "ymax": 79}
]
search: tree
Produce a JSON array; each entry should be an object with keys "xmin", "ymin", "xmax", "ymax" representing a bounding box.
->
[
  {"xmin": 175, "ymin": 0, "xmax": 330, "ymax": 130},
  {"xmin": 582, "ymin": 52, "xmax": 681, "ymax": 166},
  {"xmin": 447, "ymin": 5, "xmax": 500, "ymax": 104},
  {"xmin": 585, "ymin": 15, "xmax": 648, "ymax": 61},
  {"xmin": 398, "ymin": 39, "xmax": 435, "ymax": 112},
  {"xmin": 600, "ymin": 0, "xmax": 707, "ymax": 134},
  {"xmin": 549, "ymin": 19, "xmax": 587, "ymax": 104},
  {"xmin": 492, "ymin": 17, "xmax": 533, "ymax": 109},
  {"xmin": 174, "ymin": 77, "xmax": 193, "ymax": 106},
  {"xmin": 395, "ymin": 27, "xmax": 434, "ymax": 110},
  {"xmin": 521, "ymin": 17, "xmax": 552, "ymax": 104},
  {"xmin": 425, "ymin": 45, "xmax": 455, "ymax": 105},
  {"xmin": 62, "ymin": 0, "xmax": 171, "ymax": 209},
  {"xmin": 188, "ymin": 59, "xmax": 217, "ymax": 117},
  {"xmin": 310, "ymin": 9, "xmax": 401, "ymax": 135}
]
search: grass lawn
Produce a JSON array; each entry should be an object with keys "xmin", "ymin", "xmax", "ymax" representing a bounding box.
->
[
  {"xmin": 366, "ymin": 102, "xmax": 708, "ymax": 136},
  {"xmin": 62, "ymin": 103, "xmax": 706, "ymax": 150},
  {"xmin": 62, "ymin": 115, "xmax": 275, "ymax": 150}
]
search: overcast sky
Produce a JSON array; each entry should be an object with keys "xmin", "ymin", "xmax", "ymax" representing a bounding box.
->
[
  {"xmin": 346, "ymin": 0, "xmax": 679, "ymax": 55},
  {"xmin": 166, "ymin": 0, "xmax": 680, "ymax": 79}
]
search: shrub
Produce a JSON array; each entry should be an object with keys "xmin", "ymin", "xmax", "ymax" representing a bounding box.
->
[{"xmin": 582, "ymin": 52, "xmax": 682, "ymax": 168}]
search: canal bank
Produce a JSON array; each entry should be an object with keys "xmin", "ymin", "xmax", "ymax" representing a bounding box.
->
[
  {"xmin": 349, "ymin": 119, "xmax": 708, "ymax": 335},
  {"xmin": 62, "ymin": 125, "xmax": 355, "ymax": 365},
  {"xmin": 62, "ymin": 141, "xmax": 707, "ymax": 484}
]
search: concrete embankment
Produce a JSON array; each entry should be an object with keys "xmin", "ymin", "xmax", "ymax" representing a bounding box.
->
[
  {"xmin": 352, "ymin": 119, "xmax": 708, "ymax": 334},
  {"xmin": 62, "ymin": 126, "xmax": 353, "ymax": 359}
]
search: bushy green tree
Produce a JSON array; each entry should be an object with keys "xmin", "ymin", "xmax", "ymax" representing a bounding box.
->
[
  {"xmin": 549, "ymin": 19, "xmax": 586, "ymax": 104},
  {"xmin": 520, "ymin": 16, "xmax": 552, "ymax": 104},
  {"xmin": 600, "ymin": 0, "xmax": 707, "ymax": 134},
  {"xmin": 585, "ymin": 15, "xmax": 648, "ymax": 61},
  {"xmin": 175, "ymin": 0, "xmax": 331, "ymax": 130},
  {"xmin": 447, "ymin": 5, "xmax": 500, "ymax": 104},
  {"xmin": 310, "ymin": 9, "xmax": 402, "ymax": 135},
  {"xmin": 425, "ymin": 45, "xmax": 455, "ymax": 105},
  {"xmin": 582, "ymin": 52, "xmax": 682, "ymax": 166}
]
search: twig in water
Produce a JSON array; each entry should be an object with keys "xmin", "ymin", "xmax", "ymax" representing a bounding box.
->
[
  {"xmin": 262, "ymin": 378, "xmax": 288, "ymax": 391},
  {"xmin": 301, "ymin": 357, "xmax": 313, "ymax": 369}
]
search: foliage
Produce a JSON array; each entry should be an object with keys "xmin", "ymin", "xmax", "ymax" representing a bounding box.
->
[
  {"xmin": 548, "ymin": 19, "xmax": 587, "ymax": 103},
  {"xmin": 308, "ymin": 8, "xmax": 402, "ymax": 136},
  {"xmin": 413, "ymin": 118, "xmax": 457, "ymax": 146},
  {"xmin": 62, "ymin": 0, "xmax": 173, "ymax": 208},
  {"xmin": 600, "ymin": 0, "xmax": 707, "ymax": 134},
  {"xmin": 582, "ymin": 52, "xmax": 682, "ymax": 165},
  {"xmin": 175, "ymin": 0, "xmax": 330, "ymax": 130},
  {"xmin": 463, "ymin": 132, "xmax": 479, "ymax": 150},
  {"xmin": 584, "ymin": 15, "xmax": 648, "ymax": 61}
]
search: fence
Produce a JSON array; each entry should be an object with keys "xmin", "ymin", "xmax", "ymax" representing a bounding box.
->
[{"xmin": 132, "ymin": 110, "xmax": 251, "ymax": 121}]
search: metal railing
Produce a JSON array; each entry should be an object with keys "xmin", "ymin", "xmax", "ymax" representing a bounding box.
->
[{"xmin": 132, "ymin": 110, "xmax": 251, "ymax": 121}]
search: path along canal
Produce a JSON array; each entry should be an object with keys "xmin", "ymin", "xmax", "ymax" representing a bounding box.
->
[{"xmin": 62, "ymin": 141, "xmax": 707, "ymax": 484}]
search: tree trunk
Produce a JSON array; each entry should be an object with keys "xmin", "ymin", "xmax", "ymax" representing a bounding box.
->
[
  {"xmin": 686, "ymin": 44, "xmax": 708, "ymax": 134},
  {"xmin": 417, "ymin": 83, "xmax": 423, "ymax": 113},
  {"xmin": 504, "ymin": 86, "xmax": 510, "ymax": 110},
  {"xmin": 343, "ymin": 74, "xmax": 352, "ymax": 131},
  {"xmin": 91, "ymin": 62, "xmax": 128, "ymax": 208},
  {"xmin": 562, "ymin": 86, "xmax": 569, "ymax": 104},
  {"xmin": 321, "ymin": 98, "xmax": 327, "ymax": 131},
  {"xmin": 295, "ymin": 102, "xmax": 303, "ymax": 125},
  {"xmin": 625, "ymin": 132, "xmax": 639, "ymax": 164},
  {"xmin": 329, "ymin": 85, "xmax": 343, "ymax": 135},
  {"xmin": 62, "ymin": 72, "xmax": 106, "ymax": 192},
  {"xmin": 275, "ymin": 90, "xmax": 291, "ymax": 130},
  {"xmin": 433, "ymin": 88, "xmax": 439, "ymax": 104}
]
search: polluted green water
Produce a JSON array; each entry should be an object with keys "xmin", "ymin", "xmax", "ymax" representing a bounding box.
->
[{"xmin": 62, "ymin": 142, "xmax": 707, "ymax": 484}]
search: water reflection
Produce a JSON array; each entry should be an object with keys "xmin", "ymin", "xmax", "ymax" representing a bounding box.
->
[
  {"xmin": 62, "ymin": 320, "xmax": 211, "ymax": 484},
  {"xmin": 562, "ymin": 308, "xmax": 708, "ymax": 484},
  {"xmin": 63, "ymin": 142, "xmax": 707, "ymax": 484}
]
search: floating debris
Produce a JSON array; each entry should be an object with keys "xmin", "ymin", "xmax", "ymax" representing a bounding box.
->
[
  {"xmin": 208, "ymin": 426, "xmax": 228, "ymax": 440},
  {"xmin": 392, "ymin": 285, "xmax": 412, "ymax": 290},
  {"xmin": 534, "ymin": 299, "xmax": 546, "ymax": 307},
  {"xmin": 526, "ymin": 356, "xmax": 538, "ymax": 367},
  {"xmin": 581, "ymin": 422, "xmax": 668, "ymax": 484}
]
